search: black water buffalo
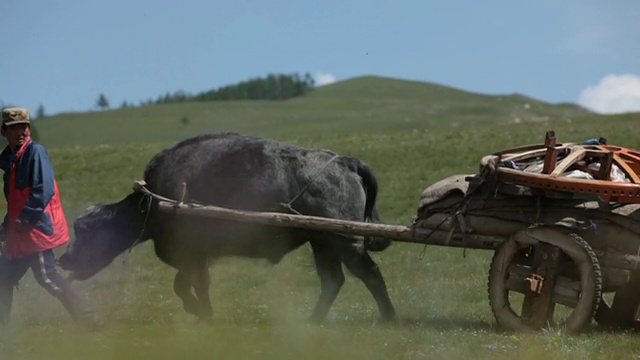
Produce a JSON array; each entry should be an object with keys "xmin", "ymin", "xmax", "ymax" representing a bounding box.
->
[{"xmin": 59, "ymin": 132, "xmax": 396, "ymax": 322}]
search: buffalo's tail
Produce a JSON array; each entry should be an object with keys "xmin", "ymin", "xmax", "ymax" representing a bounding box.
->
[{"xmin": 346, "ymin": 157, "xmax": 392, "ymax": 252}]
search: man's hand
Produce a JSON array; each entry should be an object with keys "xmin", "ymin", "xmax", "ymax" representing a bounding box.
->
[{"xmin": 14, "ymin": 219, "xmax": 29, "ymax": 233}]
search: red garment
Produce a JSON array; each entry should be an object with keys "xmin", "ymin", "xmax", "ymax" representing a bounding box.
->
[{"xmin": 3, "ymin": 139, "xmax": 68, "ymax": 258}]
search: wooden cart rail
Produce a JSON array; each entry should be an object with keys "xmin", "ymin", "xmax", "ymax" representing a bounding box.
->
[{"xmin": 156, "ymin": 200, "xmax": 503, "ymax": 250}]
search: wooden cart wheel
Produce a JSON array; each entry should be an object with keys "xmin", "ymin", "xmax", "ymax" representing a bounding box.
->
[{"xmin": 488, "ymin": 227, "xmax": 602, "ymax": 333}]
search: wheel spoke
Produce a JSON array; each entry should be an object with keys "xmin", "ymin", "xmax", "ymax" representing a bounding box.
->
[
  {"xmin": 505, "ymin": 263, "xmax": 532, "ymax": 293},
  {"xmin": 505, "ymin": 277, "xmax": 530, "ymax": 294},
  {"xmin": 552, "ymin": 277, "xmax": 581, "ymax": 307},
  {"xmin": 519, "ymin": 242, "xmax": 563, "ymax": 328}
]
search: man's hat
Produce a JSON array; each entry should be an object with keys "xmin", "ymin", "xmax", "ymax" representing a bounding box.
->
[{"xmin": 2, "ymin": 107, "xmax": 31, "ymax": 127}]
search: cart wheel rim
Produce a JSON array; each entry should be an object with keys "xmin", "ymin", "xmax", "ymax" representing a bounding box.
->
[{"xmin": 488, "ymin": 227, "xmax": 601, "ymax": 333}]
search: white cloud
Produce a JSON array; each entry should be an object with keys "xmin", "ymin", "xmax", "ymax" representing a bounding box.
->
[
  {"xmin": 314, "ymin": 72, "xmax": 337, "ymax": 87},
  {"xmin": 578, "ymin": 74, "xmax": 640, "ymax": 114}
]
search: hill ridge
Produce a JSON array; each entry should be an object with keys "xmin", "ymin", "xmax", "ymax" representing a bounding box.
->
[{"xmin": 30, "ymin": 75, "xmax": 593, "ymax": 148}]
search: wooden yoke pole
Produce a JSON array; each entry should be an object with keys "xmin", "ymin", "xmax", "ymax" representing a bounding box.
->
[{"xmin": 159, "ymin": 201, "xmax": 416, "ymax": 240}]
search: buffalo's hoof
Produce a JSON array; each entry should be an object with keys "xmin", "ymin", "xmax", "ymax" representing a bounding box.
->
[{"xmin": 183, "ymin": 302, "xmax": 200, "ymax": 316}]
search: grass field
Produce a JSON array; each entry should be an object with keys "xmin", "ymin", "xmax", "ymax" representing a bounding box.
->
[{"xmin": 1, "ymin": 77, "xmax": 640, "ymax": 359}]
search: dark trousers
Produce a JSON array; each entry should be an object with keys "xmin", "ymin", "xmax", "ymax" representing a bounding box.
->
[{"xmin": 0, "ymin": 249, "xmax": 93, "ymax": 324}]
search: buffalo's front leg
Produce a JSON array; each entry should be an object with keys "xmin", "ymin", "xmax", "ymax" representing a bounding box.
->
[
  {"xmin": 189, "ymin": 259, "xmax": 213, "ymax": 322},
  {"xmin": 174, "ymin": 270, "xmax": 199, "ymax": 316},
  {"xmin": 310, "ymin": 242, "xmax": 345, "ymax": 322},
  {"xmin": 341, "ymin": 247, "xmax": 396, "ymax": 322}
]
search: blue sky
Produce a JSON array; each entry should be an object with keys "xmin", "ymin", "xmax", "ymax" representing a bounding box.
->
[{"xmin": 1, "ymin": 0, "xmax": 639, "ymax": 116}]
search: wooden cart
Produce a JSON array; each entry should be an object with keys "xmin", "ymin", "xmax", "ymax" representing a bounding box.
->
[{"xmin": 143, "ymin": 131, "xmax": 640, "ymax": 333}]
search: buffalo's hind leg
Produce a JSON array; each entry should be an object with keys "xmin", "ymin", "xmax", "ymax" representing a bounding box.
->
[
  {"xmin": 309, "ymin": 242, "xmax": 345, "ymax": 322},
  {"xmin": 341, "ymin": 245, "xmax": 396, "ymax": 322}
]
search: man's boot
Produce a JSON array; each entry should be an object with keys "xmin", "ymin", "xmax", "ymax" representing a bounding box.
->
[{"xmin": 0, "ymin": 285, "xmax": 14, "ymax": 324}]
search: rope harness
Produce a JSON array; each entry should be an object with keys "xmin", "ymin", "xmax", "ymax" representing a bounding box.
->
[
  {"xmin": 413, "ymin": 164, "xmax": 493, "ymax": 259},
  {"xmin": 121, "ymin": 192, "xmax": 153, "ymax": 264},
  {"xmin": 278, "ymin": 155, "xmax": 339, "ymax": 215}
]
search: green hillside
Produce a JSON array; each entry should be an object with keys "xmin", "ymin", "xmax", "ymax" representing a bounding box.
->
[
  {"xmin": 31, "ymin": 76, "xmax": 591, "ymax": 148},
  {"xmin": 305, "ymin": 75, "xmax": 589, "ymax": 124}
]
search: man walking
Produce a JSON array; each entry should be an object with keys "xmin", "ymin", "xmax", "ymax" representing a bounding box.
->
[{"xmin": 0, "ymin": 107, "xmax": 93, "ymax": 325}]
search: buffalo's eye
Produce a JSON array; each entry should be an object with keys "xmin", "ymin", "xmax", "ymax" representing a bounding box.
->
[{"xmin": 74, "ymin": 222, "xmax": 88, "ymax": 235}]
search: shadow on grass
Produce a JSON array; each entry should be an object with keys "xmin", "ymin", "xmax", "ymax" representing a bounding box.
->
[
  {"xmin": 396, "ymin": 316, "xmax": 496, "ymax": 332},
  {"xmin": 160, "ymin": 314, "xmax": 496, "ymax": 332},
  {"xmin": 299, "ymin": 315, "xmax": 498, "ymax": 332}
]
